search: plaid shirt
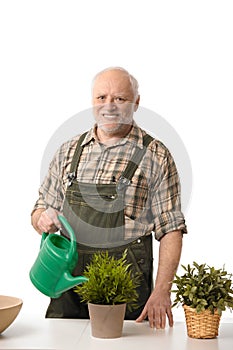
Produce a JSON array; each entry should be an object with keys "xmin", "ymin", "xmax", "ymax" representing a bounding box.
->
[{"xmin": 33, "ymin": 123, "xmax": 187, "ymax": 240}]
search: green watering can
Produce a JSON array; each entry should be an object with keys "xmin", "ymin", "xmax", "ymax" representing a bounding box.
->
[{"xmin": 29, "ymin": 215, "xmax": 88, "ymax": 298}]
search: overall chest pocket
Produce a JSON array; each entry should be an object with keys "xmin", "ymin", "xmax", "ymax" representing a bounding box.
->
[{"xmin": 64, "ymin": 182, "xmax": 125, "ymax": 229}]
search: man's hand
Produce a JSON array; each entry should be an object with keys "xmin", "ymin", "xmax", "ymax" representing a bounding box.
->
[
  {"xmin": 136, "ymin": 289, "xmax": 173, "ymax": 329},
  {"xmin": 31, "ymin": 207, "xmax": 61, "ymax": 234},
  {"xmin": 136, "ymin": 230, "xmax": 182, "ymax": 329}
]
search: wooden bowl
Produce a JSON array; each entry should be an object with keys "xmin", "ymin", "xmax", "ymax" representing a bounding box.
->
[{"xmin": 0, "ymin": 295, "xmax": 23, "ymax": 334}]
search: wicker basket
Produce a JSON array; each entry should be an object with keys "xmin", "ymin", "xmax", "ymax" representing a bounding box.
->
[{"xmin": 183, "ymin": 305, "xmax": 221, "ymax": 339}]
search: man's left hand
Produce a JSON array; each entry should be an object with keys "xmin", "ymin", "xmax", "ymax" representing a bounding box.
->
[{"xmin": 136, "ymin": 289, "xmax": 173, "ymax": 329}]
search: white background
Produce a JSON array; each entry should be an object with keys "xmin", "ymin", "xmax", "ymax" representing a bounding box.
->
[{"xmin": 0, "ymin": 0, "xmax": 232, "ymax": 322}]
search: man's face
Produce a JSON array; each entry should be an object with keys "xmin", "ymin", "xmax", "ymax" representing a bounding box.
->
[{"xmin": 92, "ymin": 70, "xmax": 139, "ymax": 136}]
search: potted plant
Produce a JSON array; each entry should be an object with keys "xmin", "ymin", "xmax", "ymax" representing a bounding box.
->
[
  {"xmin": 172, "ymin": 261, "xmax": 233, "ymax": 339},
  {"xmin": 74, "ymin": 249, "xmax": 141, "ymax": 338}
]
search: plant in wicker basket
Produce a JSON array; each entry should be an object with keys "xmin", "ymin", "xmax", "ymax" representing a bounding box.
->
[{"xmin": 172, "ymin": 262, "xmax": 233, "ymax": 339}]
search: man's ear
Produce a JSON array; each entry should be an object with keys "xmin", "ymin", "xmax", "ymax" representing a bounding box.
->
[{"xmin": 134, "ymin": 95, "xmax": 140, "ymax": 111}]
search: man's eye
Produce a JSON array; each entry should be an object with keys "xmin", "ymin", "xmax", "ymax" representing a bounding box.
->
[
  {"xmin": 97, "ymin": 96, "xmax": 105, "ymax": 101},
  {"xmin": 115, "ymin": 97, "xmax": 125, "ymax": 103}
]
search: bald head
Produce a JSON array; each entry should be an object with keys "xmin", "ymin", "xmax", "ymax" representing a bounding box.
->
[{"xmin": 92, "ymin": 67, "xmax": 139, "ymax": 101}]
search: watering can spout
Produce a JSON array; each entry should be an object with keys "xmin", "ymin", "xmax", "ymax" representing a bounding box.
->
[{"xmin": 55, "ymin": 273, "xmax": 88, "ymax": 297}]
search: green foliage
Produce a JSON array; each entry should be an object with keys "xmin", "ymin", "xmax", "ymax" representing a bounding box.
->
[
  {"xmin": 172, "ymin": 262, "xmax": 233, "ymax": 315},
  {"xmin": 74, "ymin": 250, "xmax": 141, "ymax": 310}
]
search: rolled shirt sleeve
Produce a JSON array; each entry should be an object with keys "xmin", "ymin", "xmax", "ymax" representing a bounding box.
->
[
  {"xmin": 32, "ymin": 145, "xmax": 66, "ymax": 213},
  {"xmin": 150, "ymin": 143, "xmax": 187, "ymax": 240}
]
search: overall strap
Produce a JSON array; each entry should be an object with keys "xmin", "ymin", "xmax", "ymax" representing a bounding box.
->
[
  {"xmin": 67, "ymin": 132, "xmax": 88, "ymax": 186},
  {"xmin": 69, "ymin": 132, "xmax": 88, "ymax": 174},
  {"xmin": 67, "ymin": 131, "xmax": 153, "ymax": 187},
  {"xmin": 117, "ymin": 134, "xmax": 153, "ymax": 191}
]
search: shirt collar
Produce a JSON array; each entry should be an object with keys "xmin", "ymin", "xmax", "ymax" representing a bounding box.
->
[{"xmin": 81, "ymin": 121, "xmax": 144, "ymax": 149}]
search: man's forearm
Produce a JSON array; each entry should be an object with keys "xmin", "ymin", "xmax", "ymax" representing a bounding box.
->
[{"xmin": 154, "ymin": 230, "xmax": 183, "ymax": 292}]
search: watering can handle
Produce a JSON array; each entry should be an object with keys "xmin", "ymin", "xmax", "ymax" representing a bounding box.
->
[
  {"xmin": 58, "ymin": 215, "xmax": 77, "ymax": 260},
  {"xmin": 40, "ymin": 232, "xmax": 49, "ymax": 248},
  {"xmin": 39, "ymin": 216, "xmax": 76, "ymax": 260}
]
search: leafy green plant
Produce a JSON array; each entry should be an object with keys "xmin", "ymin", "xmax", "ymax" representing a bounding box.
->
[
  {"xmin": 74, "ymin": 250, "xmax": 141, "ymax": 310},
  {"xmin": 172, "ymin": 262, "xmax": 233, "ymax": 315}
]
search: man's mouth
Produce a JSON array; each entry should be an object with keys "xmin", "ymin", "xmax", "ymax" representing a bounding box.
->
[{"xmin": 102, "ymin": 114, "xmax": 120, "ymax": 119}]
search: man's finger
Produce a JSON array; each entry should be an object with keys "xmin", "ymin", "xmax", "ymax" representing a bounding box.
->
[
  {"xmin": 45, "ymin": 208, "xmax": 61, "ymax": 229},
  {"xmin": 136, "ymin": 307, "xmax": 147, "ymax": 323},
  {"xmin": 167, "ymin": 308, "xmax": 174, "ymax": 327}
]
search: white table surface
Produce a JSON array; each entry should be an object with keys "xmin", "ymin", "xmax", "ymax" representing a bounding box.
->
[{"xmin": 0, "ymin": 312, "xmax": 233, "ymax": 350}]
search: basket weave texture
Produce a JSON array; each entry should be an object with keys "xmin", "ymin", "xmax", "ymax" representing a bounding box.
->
[{"xmin": 183, "ymin": 304, "xmax": 221, "ymax": 339}]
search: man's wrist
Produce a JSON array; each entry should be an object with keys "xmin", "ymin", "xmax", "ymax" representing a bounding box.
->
[{"xmin": 153, "ymin": 282, "xmax": 172, "ymax": 294}]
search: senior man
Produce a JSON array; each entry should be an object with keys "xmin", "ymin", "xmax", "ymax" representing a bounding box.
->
[{"xmin": 31, "ymin": 67, "xmax": 187, "ymax": 328}]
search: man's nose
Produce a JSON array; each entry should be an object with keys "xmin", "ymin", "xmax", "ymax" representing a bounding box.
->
[{"xmin": 104, "ymin": 98, "xmax": 117, "ymax": 110}]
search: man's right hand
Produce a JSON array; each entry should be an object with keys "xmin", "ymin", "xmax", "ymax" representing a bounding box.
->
[{"xmin": 31, "ymin": 207, "xmax": 61, "ymax": 234}]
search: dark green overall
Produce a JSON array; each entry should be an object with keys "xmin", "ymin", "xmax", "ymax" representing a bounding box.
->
[{"xmin": 46, "ymin": 132, "xmax": 154, "ymax": 319}]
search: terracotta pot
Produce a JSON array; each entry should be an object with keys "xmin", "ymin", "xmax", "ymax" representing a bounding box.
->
[{"xmin": 88, "ymin": 303, "xmax": 126, "ymax": 338}]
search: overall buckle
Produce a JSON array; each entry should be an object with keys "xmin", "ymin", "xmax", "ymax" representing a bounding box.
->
[{"xmin": 117, "ymin": 176, "xmax": 131, "ymax": 191}]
